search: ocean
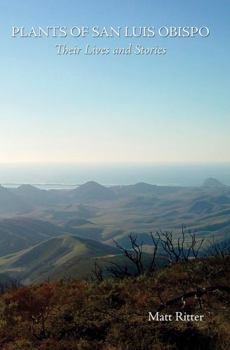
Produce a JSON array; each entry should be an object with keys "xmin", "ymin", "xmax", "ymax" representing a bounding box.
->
[{"xmin": 0, "ymin": 163, "xmax": 230, "ymax": 189}]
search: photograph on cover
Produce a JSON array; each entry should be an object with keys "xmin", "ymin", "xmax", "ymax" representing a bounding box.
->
[{"xmin": 0, "ymin": 1, "xmax": 229, "ymax": 349}]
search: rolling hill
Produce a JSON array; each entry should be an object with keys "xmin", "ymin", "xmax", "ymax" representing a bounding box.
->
[
  {"xmin": 0, "ymin": 179, "xmax": 229, "ymax": 281},
  {"xmin": 0, "ymin": 218, "xmax": 67, "ymax": 256},
  {"xmin": 0, "ymin": 235, "xmax": 119, "ymax": 284}
]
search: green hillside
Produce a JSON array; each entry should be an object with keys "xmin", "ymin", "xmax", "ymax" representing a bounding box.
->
[
  {"xmin": 0, "ymin": 181, "xmax": 230, "ymax": 272},
  {"xmin": 0, "ymin": 235, "xmax": 119, "ymax": 284}
]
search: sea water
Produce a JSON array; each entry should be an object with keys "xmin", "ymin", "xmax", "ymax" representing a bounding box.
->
[{"xmin": 0, "ymin": 163, "xmax": 230, "ymax": 189}]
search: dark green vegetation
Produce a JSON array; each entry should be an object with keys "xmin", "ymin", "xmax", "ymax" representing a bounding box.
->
[
  {"xmin": 0, "ymin": 179, "xmax": 229, "ymax": 283},
  {"xmin": 0, "ymin": 255, "xmax": 229, "ymax": 350}
]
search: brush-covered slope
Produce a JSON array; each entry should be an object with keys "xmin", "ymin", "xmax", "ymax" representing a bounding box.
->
[
  {"xmin": 0, "ymin": 255, "xmax": 229, "ymax": 350},
  {"xmin": 0, "ymin": 235, "xmax": 119, "ymax": 283}
]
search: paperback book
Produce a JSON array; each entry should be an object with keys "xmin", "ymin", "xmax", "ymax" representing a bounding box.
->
[{"xmin": 0, "ymin": 1, "xmax": 229, "ymax": 349}]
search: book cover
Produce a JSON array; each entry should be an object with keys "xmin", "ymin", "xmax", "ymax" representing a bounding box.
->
[{"xmin": 0, "ymin": 1, "xmax": 229, "ymax": 349}]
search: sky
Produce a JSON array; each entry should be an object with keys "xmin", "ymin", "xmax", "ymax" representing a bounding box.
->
[{"xmin": 0, "ymin": 0, "xmax": 229, "ymax": 164}]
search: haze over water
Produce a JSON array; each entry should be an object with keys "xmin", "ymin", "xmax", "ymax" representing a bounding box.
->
[{"xmin": 0, "ymin": 163, "xmax": 230, "ymax": 189}]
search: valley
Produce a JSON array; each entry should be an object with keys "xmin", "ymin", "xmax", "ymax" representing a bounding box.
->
[{"xmin": 0, "ymin": 178, "xmax": 229, "ymax": 283}]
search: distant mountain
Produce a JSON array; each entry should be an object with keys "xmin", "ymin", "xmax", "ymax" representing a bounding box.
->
[
  {"xmin": 0, "ymin": 185, "xmax": 67, "ymax": 215},
  {"xmin": 203, "ymin": 178, "xmax": 225, "ymax": 188},
  {"xmin": 12, "ymin": 184, "xmax": 62, "ymax": 207},
  {"xmin": 0, "ymin": 235, "xmax": 119, "ymax": 284},
  {"xmin": 0, "ymin": 180, "xmax": 230, "ymax": 257},
  {"xmin": 71, "ymin": 181, "xmax": 116, "ymax": 201},
  {"xmin": 112, "ymin": 182, "xmax": 157, "ymax": 196},
  {"xmin": 0, "ymin": 185, "xmax": 30, "ymax": 214},
  {"xmin": 16, "ymin": 184, "xmax": 42, "ymax": 193},
  {"xmin": 112, "ymin": 183, "xmax": 183, "ymax": 198},
  {"xmin": 125, "ymin": 182, "xmax": 157, "ymax": 193}
]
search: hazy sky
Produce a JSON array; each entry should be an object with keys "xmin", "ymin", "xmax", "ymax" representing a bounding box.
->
[{"xmin": 0, "ymin": 0, "xmax": 229, "ymax": 163}]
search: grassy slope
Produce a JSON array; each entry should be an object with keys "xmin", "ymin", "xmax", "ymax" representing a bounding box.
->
[{"xmin": 0, "ymin": 235, "xmax": 119, "ymax": 284}]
